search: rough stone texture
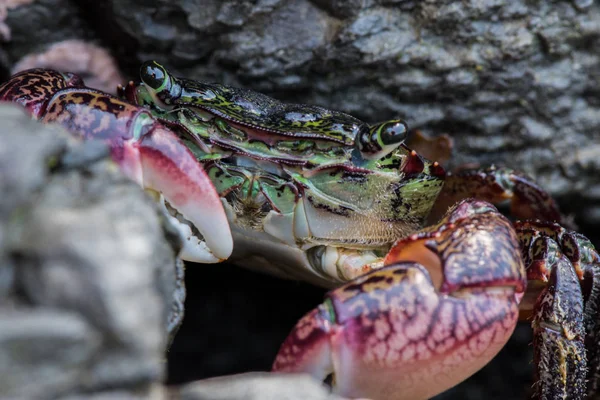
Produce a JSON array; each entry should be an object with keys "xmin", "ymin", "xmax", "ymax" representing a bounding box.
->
[
  {"xmin": 0, "ymin": 1, "xmax": 122, "ymax": 93},
  {"xmin": 0, "ymin": 104, "xmax": 182, "ymax": 399},
  {"xmin": 1, "ymin": 0, "xmax": 94, "ymax": 74}
]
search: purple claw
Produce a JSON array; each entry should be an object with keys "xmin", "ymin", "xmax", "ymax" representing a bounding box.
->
[{"xmin": 274, "ymin": 200, "xmax": 525, "ymax": 400}]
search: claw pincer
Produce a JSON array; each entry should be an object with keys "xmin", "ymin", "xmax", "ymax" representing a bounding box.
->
[
  {"xmin": 273, "ymin": 199, "xmax": 526, "ymax": 400},
  {"xmin": 0, "ymin": 68, "xmax": 232, "ymax": 262}
]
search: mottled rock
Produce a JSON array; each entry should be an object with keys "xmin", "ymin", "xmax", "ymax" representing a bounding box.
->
[
  {"xmin": 0, "ymin": 104, "xmax": 67, "ymax": 301},
  {"xmin": 0, "ymin": 104, "xmax": 66, "ymax": 217},
  {"xmin": 0, "ymin": 310, "xmax": 100, "ymax": 398},
  {"xmin": 0, "ymin": 104, "xmax": 183, "ymax": 399},
  {"xmin": 1, "ymin": 0, "xmax": 94, "ymax": 69}
]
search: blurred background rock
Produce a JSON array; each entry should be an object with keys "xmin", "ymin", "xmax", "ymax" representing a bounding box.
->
[{"xmin": 1, "ymin": 1, "xmax": 599, "ymax": 398}]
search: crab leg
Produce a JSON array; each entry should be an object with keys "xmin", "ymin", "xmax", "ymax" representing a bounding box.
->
[
  {"xmin": 428, "ymin": 165, "xmax": 564, "ymax": 226},
  {"xmin": 518, "ymin": 220, "xmax": 600, "ymax": 398},
  {"xmin": 560, "ymin": 232, "xmax": 600, "ymax": 398},
  {"xmin": 583, "ymin": 264, "xmax": 600, "ymax": 397},
  {"xmin": 273, "ymin": 199, "xmax": 526, "ymax": 400},
  {"xmin": 531, "ymin": 256, "xmax": 586, "ymax": 398}
]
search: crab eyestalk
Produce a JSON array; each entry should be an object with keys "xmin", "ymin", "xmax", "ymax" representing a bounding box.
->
[
  {"xmin": 138, "ymin": 60, "xmax": 182, "ymax": 106},
  {"xmin": 273, "ymin": 199, "xmax": 526, "ymax": 400},
  {"xmin": 356, "ymin": 120, "xmax": 409, "ymax": 160},
  {"xmin": 0, "ymin": 68, "xmax": 233, "ymax": 263}
]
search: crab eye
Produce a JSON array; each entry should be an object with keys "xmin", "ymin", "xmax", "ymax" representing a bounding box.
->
[
  {"xmin": 378, "ymin": 120, "xmax": 408, "ymax": 145},
  {"xmin": 356, "ymin": 119, "xmax": 409, "ymax": 159},
  {"xmin": 140, "ymin": 61, "xmax": 168, "ymax": 91}
]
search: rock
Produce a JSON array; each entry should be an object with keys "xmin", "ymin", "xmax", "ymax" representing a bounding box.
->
[
  {"xmin": 0, "ymin": 104, "xmax": 66, "ymax": 219},
  {"xmin": 1, "ymin": 1, "xmax": 122, "ymax": 93},
  {"xmin": 0, "ymin": 104, "xmax": 183, "ymax": 399},
  {"xmin": 0, "ymin": 310, "xmax": 100, "ymax": 398},
  {"xmin": 174, "ymin": 372, "xmax": 345, "ymax": 400},
  {"xmin": 0, "ymin": 104, "xmax": 68, "ymax": 300},
  {"xmin": 1, "ymin": 0, "xmax": 94, "ymax": 70}
]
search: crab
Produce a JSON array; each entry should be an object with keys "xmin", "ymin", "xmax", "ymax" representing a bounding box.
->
[{"xmin": 1, "ymin": 62, "xmax": 598, "ymax": 400}]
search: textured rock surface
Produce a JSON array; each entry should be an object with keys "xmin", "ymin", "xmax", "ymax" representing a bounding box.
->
[
  {"xmin": 0, "ymin": 104, "xmax": 182, "ymax": 399},
  {"xmin": 1, "ymin": 0, "xmax": 94, "ymax": 74}
]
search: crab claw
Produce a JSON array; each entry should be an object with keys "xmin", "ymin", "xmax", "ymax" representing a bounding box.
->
[
  {"xmin": 273, "ymin": 199, "xmax": 526, "ymax": 400},
  {"xmin": 124, "ymin": 118, "xmax": 233, "ymax": 262},
  {"xmin": 23, "ymin": 78, "xmax": 232, "ymax": 263},
  {"xmin": 1, "ymin": 68, "xmax": 232, "ymax": 262}
]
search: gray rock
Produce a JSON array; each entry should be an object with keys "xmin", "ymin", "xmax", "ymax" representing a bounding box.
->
[
  {"xmin": 0, "ymin": 310, "xmax": 100, "ymax": 399},
  {"xmin": 0, "ymin": 104, "xmax": 68, "ymax": 301},
  {"xmin": 174, "ymin": 372, "xmax": 346, "ymax": 400},
  {"xmin": 2, "ymin": 0, "xmax": 95, "ymax": 68},
  {"xmin": 0, "ymin": 104, "xmax": 66, "ymax": 219},
  {"xmin": 61, "ymin": 389, "xmax": 165, "ymax": 400},
  {"xmin": 0, "ymin": 104, "xmax": 184, "ymax": 399},
  {"xmin": 9, "ymin": 164, "xmax": 167, "ymax": 390}
]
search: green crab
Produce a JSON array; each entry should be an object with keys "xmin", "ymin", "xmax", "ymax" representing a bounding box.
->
[
  {"xmin": 1, "ymin": 62, "xmax": 598, "ymax": 400},
  {"xmin": 120, "ymin": 61, "xmax": 449, "ymax": 286}
]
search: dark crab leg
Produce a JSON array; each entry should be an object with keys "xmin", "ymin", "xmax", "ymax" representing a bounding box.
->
[
  {"xmin": 529, "ymin": 256, "xmax": 586, "ymax": 399},
  {"xmin": 534, "ymin": 260, "xmax": 586, "ymax": 399},
  {"xmin": 583, "ymin": 263, "xmax": 600, "ymax": 397},
  {"xmin": 518, "ymin": 220, "xmax": 600, "ymax": 399},
  {"xmin": 0, "ymin": 69, "xmax": 233, "ymax": 262},
  {"xmin": 273, "ymin": 199, "xmax": 526, "ymax": 400},
  {"xmin": 428, "ymin": 165, "xmax": 564, "ymax": 226}
]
